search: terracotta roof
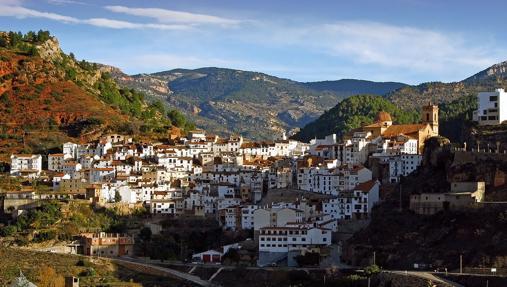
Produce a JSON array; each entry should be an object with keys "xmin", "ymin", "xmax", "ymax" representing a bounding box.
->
[
  {"xmin": 382, "ymin": 124, "xmax": 429, "ymax": 137},
  {"xmin": 363, "ymin": 122, "xmax": 383, "ymax": 128},
  {"xmin": 354, "ymin": 180, "xmax": 378, "ymax": 192}
]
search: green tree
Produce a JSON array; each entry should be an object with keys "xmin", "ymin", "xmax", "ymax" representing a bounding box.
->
[
  {"xmin": 139, "ymin": 227, "xmax": 152, "ymax": 242},
  {"xmin": 167, "ymin": 109, "xmax": 187, "ymax": 127},
  {"xmin": 114, "ymin": 190, "xmax": 122, "ymax": 203},
  {"xmin": 36, "ymin": 30, "xmax": 51, "ymax": 42},
  {"xmin": 364, "ymin": 264, "xmax": 380, "ymax": 276}
]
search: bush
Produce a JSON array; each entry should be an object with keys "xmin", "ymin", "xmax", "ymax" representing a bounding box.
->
[
  {"xmin": 0, "ymin": 225, "xmax": 17, "ymax": 236},
  {"xmin": 33, "ymin": 229, "xmax": 57, "ymax": 242},
  {"xmin": 364, "ymin": 264, "xmax": 381, "ymax": 276},
  {"xmin": 76, "ymin": 259, "xmax": 92, "ymax": 267},
  {"xmin": 79, "ymin": 267, "xmax": 97, "ymax": 277}
]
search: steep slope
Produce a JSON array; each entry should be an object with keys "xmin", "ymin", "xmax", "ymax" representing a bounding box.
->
[
  {"xmin": 0, "ymin": 31, "xmax": 185, "ymax": 162},
  {"xmin": 343, "ymin": 137, "xmax": 507, "ymax": 270},
  {"xmin": 302, "ymin": 79, "xmax": 407, "ymax": 97},
  {"xmin": 291, "ymin": 95, "xmax": 419, "ymax": 142},
  {"xmin": 112, "ymin": 68, "xmax": 406, "ymax": 139},
  {"xmin": 297, "ymin": 60, "xmax": 507, "ymax": 143},
  {"xmin": 464, "ymin": 60, "xmax": 507, "ymax": 83},
  {"xmin": 387, "ymin": 61, "xmax": 507, "ymax": 110},
  {"xmin": 114, "ymin": 68, "xmax": 338, "ymax": 139}
]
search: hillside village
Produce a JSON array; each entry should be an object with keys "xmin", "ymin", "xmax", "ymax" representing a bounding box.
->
[{"xmin": 3, "ymin": 87, "xmax": 504, "ymax": 276}]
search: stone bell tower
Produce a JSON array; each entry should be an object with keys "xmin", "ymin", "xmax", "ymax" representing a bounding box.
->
[{"xmin": 421, "ymin": 103, "xmax": 439, "ymax": 135}]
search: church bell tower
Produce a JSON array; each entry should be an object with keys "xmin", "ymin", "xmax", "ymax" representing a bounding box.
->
[{"xmin": 421, "ymin": 103, "xmax": 439, "ymax": 135}]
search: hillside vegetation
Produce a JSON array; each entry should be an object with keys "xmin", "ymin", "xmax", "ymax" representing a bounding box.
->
[
  {"xmin": 295, "ymin": 59, "xmax": 507, "ymax": 142},
  {"xmin": 292, "ymin": 94, "xmax": 419, "ymax": 141},
  {"xmin": 112, "ymin": 67, "xmax": 407, "ymax": 139},
  {"xmin": 344, "ymin": 137, "xmax": 507, "ymax": 271},
  {"xmin": 0, "ymin": 31, "xmax": 192, "ymax": 161},
  {"xmin": 302, "ymin": 79, "xmax": 406, "ymax": 97}
]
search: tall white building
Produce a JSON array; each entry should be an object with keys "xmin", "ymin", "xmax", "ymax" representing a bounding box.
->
[
  {"xmin": 474, "ymin": 88, "xmax": 507, "ymax": 125},
  {"xmin": 388, "ymin": 154, "xmax": 423, "ymax": 183},
  {"xmin": 10, "ymin": 154, "xmax": 42, "ymax": 177}
]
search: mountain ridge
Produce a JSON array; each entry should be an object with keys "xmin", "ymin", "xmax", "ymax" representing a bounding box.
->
[
  {"xmin": 295, "ymin": 59, "xmax": 507, "ymax": 142},
  {"xmin": 110, "ymin": 67, "xmax": 408, "ymax": 139}
]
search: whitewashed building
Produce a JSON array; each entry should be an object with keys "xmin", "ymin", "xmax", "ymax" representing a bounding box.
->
[
  {"xmin": 10, "ymin": 154, "xmax": 42, "ymax": 178},
  {"xmin": 474, "ymin": 88, "xmax": 507, "ymax": 125}
]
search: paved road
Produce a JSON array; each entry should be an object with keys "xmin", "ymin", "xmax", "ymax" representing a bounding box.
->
[
  {"xmin": 23, "ymin": 248, "xmax": 216, "ymax": 287},
  {"xmin": 111, "ymin": 257, "xmax": 218, "ymax": 287},
  {"xmin": 386, "ymin": 270, "xmax": 465, "ymax": 287}
]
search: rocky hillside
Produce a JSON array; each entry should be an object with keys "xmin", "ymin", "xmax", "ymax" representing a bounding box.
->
[
  {"xmin": 0, "ymin": 31, "xmax": 187, "ymax": 162},
  {"xmin": 387, "ymin": 61, "xmax": 507, "ymax": 110},
  {"xmin": 296, "ymin": 60, "xmax": 507, "ymax": 143},
  {"xmin": 343, "ymin": 137, "xmax": 507, "ymax": 271},
  {"xmin": 111, "ymin": 68, "xmax": 407, "ymax": 139}
]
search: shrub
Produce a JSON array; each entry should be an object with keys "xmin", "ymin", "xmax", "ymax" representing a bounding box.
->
[{"xmin": 0, "ymin": 225, "xmax": 17, "ymax": 236}]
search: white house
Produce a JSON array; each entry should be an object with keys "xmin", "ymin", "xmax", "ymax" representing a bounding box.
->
[
  {"xmin": 258, "ymin": 225, "xmax": 331, "ymax": 255},
  {"xmin": 337, "ymin": 180, "xmax": 380, "ymax": 220},
  {"xmin": 474, "ymin": 88, "xmax": 507, "ymax": 125},
  {"xmin": 388, "ymin": 154, "xmax": 422, "ymax": 183},
  {"xmin": 62, "ymin": 142, "xmax": 78, "ymax": 159},
  {"xmin": 90, "ymin": 167, "xmax": 115, "ymax": 183},
  {"xmin": 253, "ymin": 208, "xmax": 304, "ymax": 231},
  {"xmin": 10, "ymin": 154, "xmax": 42, "ymax": 178},
  {"xmin": 241, "ymin": 205, "xmax": 259, "ymax": 229}
]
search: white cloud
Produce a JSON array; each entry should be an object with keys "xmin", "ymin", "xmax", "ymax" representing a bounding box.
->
[
  {"xmin": 47, "ymin": 0, "xmax": 85, "ymax": 5},
  {"xmin": 0, "ymin": 4, "xmax": 79, "ymax": 23},
  {"xmin": 242, "ymin": 20, "xmax": 503, "ymax": 80},
  {"xmin": 0, "ymin": 3, "xmax": 192, "ymax": 30},
  {"xmin": 105, "ymin": 5, "xmax": 240, "ymax": 26},
  {"xmin": 318, "ymin": 21, "xmax": 497, "ymax": 72},
  {"xmin": 84, "ymin": 18, "xmax": 190, "ymax": 30}
]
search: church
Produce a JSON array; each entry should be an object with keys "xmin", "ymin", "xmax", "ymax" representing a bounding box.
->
[{"xmin": 360, "ymin": 103, "xmax": 439, "ymax": 153}]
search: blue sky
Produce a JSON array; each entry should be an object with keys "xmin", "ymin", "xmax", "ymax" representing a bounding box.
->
[{"xmin": 0, "ymin": 0, "xmax": 506, "ymax": 84}]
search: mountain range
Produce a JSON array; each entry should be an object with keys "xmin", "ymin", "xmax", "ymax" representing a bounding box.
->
[
  {"xmin": 294, "ymin": 61, "xmax": 507, "ymax": 142},
  {"xmin": 109, "ymin": 67, "xmax": 407, "ymax": 139},
  {"xmin": 2, "ymin": 30, "xmax": 507, "ymax": 154},
  {"xmin": 110, "ymin": 59, "xmax": 507, "ymax": 142}
]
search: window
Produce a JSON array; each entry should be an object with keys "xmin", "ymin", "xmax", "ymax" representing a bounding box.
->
[
  {"xmin": 489, "ymin": 116, "xmax": 497, "ymax": 120},
  {"xmin": 490, "ymin": 96, "xmax": 498, "ymax": 101}
]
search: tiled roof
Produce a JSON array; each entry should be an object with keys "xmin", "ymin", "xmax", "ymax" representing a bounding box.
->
[
  {"xmin": 382, "ymin": 124, "xmax": 429, "ymax": 137},
  {"xmin": 354, "ymin": 180, "xmax": 378, "ymax": 192}
]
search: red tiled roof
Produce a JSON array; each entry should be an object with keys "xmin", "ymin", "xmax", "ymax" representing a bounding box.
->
[
  {"xmin": 354, "ymin": 180, "xmax": 378, "ymax": 192},
  {"xmin": 382, "ymin": 124, "xmax": 429, "ymax": 137}
]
